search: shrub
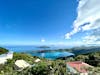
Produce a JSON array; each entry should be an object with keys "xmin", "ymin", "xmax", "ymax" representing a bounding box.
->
[{"xmin": 0, "ymin": 47, "xmax": 8, "ymax": 55}]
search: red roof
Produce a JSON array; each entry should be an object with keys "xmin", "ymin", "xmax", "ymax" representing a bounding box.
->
[{"xmin": 67, "ymin": 61, "xmax": 90, "ymax": 73}]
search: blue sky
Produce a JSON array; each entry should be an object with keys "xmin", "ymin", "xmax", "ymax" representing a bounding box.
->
[{"xmin": 0, "ymin": 0, "xmax": 93, "ymax": 46}]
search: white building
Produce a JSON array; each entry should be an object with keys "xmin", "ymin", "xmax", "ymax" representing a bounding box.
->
[
  {"xmin": 66, "ymin": 61, "xmax": 93, "ymax": 75},
  {"xmin": 0, "ymin": 59, "xmax": 7, "ymax": 64},
  {"xmin": 34, "ymin": 59, "xmax": 41, "ymax": 62},
  {"xmin": 0, "ymin": 51, "xmax": 13, "ymax": 64},
  {"xmin": 15, "ymin": 60, "xmax": 31, "ymax": 71},
  {"xmin": 6, "ymin": 51, "xmax": 13, "ymax": 59}
]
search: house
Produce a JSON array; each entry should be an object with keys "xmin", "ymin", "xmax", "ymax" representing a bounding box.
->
[
  {"xmin": 6, "ymin": 51, "xmax": 13, "ymax": 59},
  {"xmin": 34, "ymin": 58, "xmax": 41, "ymax": 62},
  {"xmin": 0, "ymin": 59, "xmax": 7, "ymax": 64},
  {"xmin": 0, "ymin": 51, "xmax": 13, "ymax": 64},
  {"xmin": 66, "ymin": 61, "xmax": 92, "ymax": 75},
  {"xmin": 15, "ymin": 60, "xmax": 31, "ymax": 71}
]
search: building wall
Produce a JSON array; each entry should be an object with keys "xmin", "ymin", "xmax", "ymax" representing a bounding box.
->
[
  {"xmin": 0, "ymin": 51, "xmax": 13, "ymax": 64},
  {"xmin": 6, "ymin": 51, "xmax": 13, "ymax": 59},
  {"xmin": 80, "ymin": 73, "xmax": 88, "ymax": 75},
  {"xmin": 66, "ymin": 64, "xmax": 77, "ymax": 73},
  {"xmin": 0, "ymin": 59, "xmax": 7, "ymax": 64}
]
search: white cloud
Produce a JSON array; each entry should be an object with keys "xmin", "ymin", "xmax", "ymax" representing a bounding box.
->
[
  {"xmin": 83, "ymin": 29, "xmax": 100, "ymax": 44},
  {"xmin": 83, "ymin": 35, "xmax": 100, "ymax": 44},
  {"xmin": 65, "ymin": 0, "xmax": 100, "ymax": 45},
  {"xmin": 48, "ymin": 41, "xmax": 83, "ymax": 46},
  {"xmin": 41, "ymin": 38, "xmax": 45, "ymax": 43}
]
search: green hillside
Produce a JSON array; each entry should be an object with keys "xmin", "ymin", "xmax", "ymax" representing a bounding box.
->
[
  {"xmin": 0, "ymin": 47, "xmax": 9, "ymax": 55},
  {"xmin": 0, "ymin": 47, "xmax": 100, "ymax": 75}
]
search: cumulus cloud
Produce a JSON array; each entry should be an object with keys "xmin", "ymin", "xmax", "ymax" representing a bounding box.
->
[
  {"xmin": 65, "ymin": 0, "xmax": 100, "ymax": 44},
  {"xmin": 41, "ymin": 38, "xmax": 45, "ymax": 43},
  {"xmin": 83, "ymin": 35, "xmax": 100, "ymax": 44}
]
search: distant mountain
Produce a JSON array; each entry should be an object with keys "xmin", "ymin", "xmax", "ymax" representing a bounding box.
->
[{"xmin": 71, "ymin": 46, "xmax": 100, "ymax": 55}]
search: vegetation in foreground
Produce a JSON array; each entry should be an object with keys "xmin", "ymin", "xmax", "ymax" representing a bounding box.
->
[
  {"xmin": 74, "ymin": 52, "xmax": 100, "ymax": 74},
  {"xmin": 0, "ymin": 47, "xmax": 8, "ymax": 55},
  {"xmin": 0, "ymin": 47, "xmax": 100, "ymax": 75},
  {"xmin": 0, "ymin": 47, "xmax": 66, "ymax": 75}
]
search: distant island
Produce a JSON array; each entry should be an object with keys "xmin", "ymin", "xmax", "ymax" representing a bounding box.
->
[
  {"xmin": 0, "ymin": 46, "xmax": 100, "ymax": 75},
  {"xmin": 37, "ymin": 46, "xmax": 50, "ymax": 48},
  {"xmin": 30, "ymin": 46, "xmax": 100, "ymax": 54}
]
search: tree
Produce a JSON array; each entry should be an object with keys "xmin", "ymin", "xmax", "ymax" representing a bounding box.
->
[{"xmin": 0, "ymin": 47, "xmax": 8, "ymax": 54}]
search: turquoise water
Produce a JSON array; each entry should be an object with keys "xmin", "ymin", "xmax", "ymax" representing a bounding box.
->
[
  {"xmin": 3, "ymin": 45, "xmax": 100, "ymax": 59},
  {"xmin": 3, "ymin": 45, "xmax": 74, "ymax": 60},
  {"xmin": 31, "ymin": 52, "xmax": 74, "ymax": 60}
]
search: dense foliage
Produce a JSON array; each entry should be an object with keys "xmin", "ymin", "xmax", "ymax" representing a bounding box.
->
[
  {"xmin": 0, "ymin": 47, "xmax": 100, "ymax": 75},
  {"xmin": 74, "ymin": 52, "xmax": 100, "ymax": 74},
  {"xmin": 0, "ymin": 52, "xmax": 66, "ymax": 75},
  {"xmin": 0, "ymin": 47, "xmax": 8, "ymax": 55},
  {"xmin": 75, "ymin": 52, "xmax": 100, "ymax": 67}
]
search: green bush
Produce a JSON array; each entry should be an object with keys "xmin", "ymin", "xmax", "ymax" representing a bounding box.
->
[{"xmin": 0, "ymin": 47, "xmax": 8, "ymax": 55}]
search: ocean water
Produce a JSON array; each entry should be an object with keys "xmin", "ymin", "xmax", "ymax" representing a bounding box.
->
[
  {"xmin": 2, "ymin": 45, "xmax": 74, "ymax": 59},
  {"xmin": 3, "ymin": 45, "xmax": 71, "ymax": 52},
  {"xmin": 4, "ymin": 45, "xmax": 42, "ymax": 52},
  {"xmin": 31, "ymin": 52, "xmax": 74, "ymax": 60}
]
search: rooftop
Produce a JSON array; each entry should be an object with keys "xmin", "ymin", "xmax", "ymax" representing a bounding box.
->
[{"xmin": 67, "ymin": 61, "xmax": 91, "ymax": 73}]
